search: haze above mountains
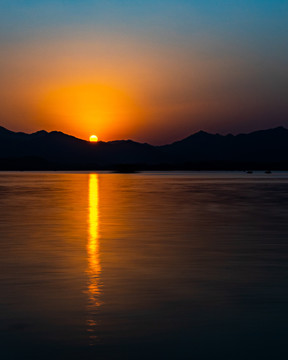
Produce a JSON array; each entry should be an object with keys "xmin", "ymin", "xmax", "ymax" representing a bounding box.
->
[{"xmin": 0, "ymin": 125, "xmax": 288, "ymax": 170}]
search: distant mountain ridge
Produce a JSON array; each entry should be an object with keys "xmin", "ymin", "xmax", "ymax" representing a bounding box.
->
[
  {"xmin": 0, "ymin": 125, "xmax": 288, "ymax": 170},
  {"xmin": 160, "ymin": 126, "xmax": 288, "ymax": 163}
]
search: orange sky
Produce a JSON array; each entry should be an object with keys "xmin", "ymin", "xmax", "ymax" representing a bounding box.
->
[{"xmin": 0, "ymin": 2, "xmax": 287, "ymax": 144}]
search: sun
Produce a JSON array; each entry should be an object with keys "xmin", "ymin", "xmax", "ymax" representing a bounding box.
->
[
  {"xmin": 89, "ymin": 135, "xmax": 98, "ymax": 142},
  {"xmin": 38, "ymin": 83, "xmax": 143, "ymax": 141}
]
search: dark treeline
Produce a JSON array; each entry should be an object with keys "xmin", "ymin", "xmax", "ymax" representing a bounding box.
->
[{"xmin": 0, "ymin": 157, "xmax": 287, "ymax": 172}]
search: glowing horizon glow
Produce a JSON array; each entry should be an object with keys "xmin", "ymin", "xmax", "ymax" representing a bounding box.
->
[
  {"xmin": 89, "ymin": 135, "xmax": 98, "ymax": 142},
  {"xmin": 35, "ymin": 83, "xmax": 143, "ymax": 142}
]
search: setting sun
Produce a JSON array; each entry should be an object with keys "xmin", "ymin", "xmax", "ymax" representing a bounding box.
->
[
  {"xmin": 89, "ymin": 135, "xmax": 98, "ymax": 142},
  {"xmin": 37, "ymin": 83, "xmax": 143, "ymax": 141}
]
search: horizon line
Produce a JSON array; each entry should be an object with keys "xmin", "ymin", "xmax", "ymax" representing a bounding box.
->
[{"xmin": 0, "ymin": 124, "xmax": 287, "ymax": 146}]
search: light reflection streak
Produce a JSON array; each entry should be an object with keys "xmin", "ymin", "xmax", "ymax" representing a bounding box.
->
[{"xmin": 87, "ymin": 173, "xmax": 101, "ymax": 343}]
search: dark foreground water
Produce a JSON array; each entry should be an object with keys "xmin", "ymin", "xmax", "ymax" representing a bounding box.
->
[{"xmin": 0, "ymin": 171, "xmax": 288, "ymax": 359}]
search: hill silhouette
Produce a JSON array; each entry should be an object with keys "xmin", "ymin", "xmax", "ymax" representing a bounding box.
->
[{"xmin": 1, "ymin": 125, "xmax": 288, "ymax": 170}]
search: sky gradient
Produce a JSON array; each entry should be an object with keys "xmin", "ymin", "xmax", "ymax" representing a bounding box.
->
[{"xmin": 0, "ymin": 0, "xmax": 287, "ymax": 144}]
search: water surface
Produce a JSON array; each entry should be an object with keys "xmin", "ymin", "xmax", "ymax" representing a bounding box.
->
[{"xmin": 0, "ymin": 171, "xmax": 288, "ymax": 359}]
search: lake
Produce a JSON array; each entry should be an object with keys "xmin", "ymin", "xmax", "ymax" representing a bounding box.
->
[{"xmin": 0, "ymin": 171, "xmax": 288, "ymax": 359}]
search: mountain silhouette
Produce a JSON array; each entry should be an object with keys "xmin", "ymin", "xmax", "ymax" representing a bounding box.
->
[
  {"xmin": 160, "ymin": 126, "xmax": 288, "ymax": 163},
  {"xmin": 1, "ymin": 125, "xmax": 288, "ymax": 170}
]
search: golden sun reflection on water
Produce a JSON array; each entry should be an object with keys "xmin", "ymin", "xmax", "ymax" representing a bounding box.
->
[{"xmin": 87, "ymin": 174, "xmax": 101, "ymax": 342}]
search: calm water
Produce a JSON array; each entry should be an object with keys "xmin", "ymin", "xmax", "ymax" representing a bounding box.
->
[{"xmin": 0, "ymin": 171, "xmax": 288, "ymax": 359}]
